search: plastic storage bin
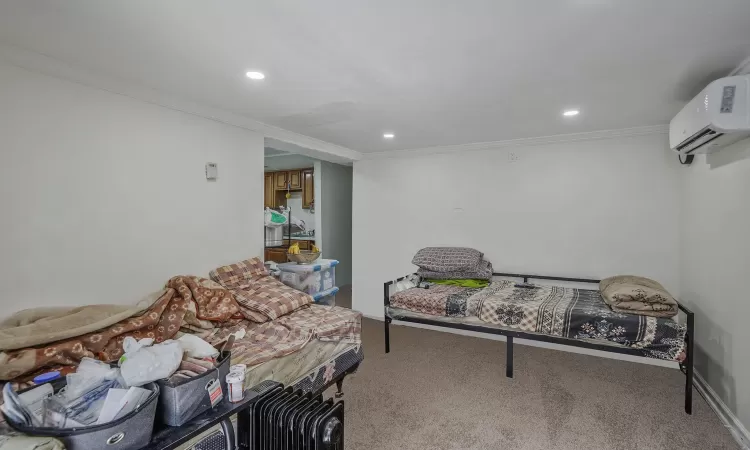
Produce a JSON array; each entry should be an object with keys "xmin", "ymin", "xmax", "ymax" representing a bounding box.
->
[
  {"xmin": 277, "ymin": 259, "xmax": 338, "ymax": 295},
  {"xmin": 7, "ymin": 380, "xmax": 159, "ymax": 450},
  {"xmin": 156, "ymin": 350, "xmax": 231, "ymax": 426},
  {"xmin": 312, "ymin": 286, "xmax": 339, "ymax": 306}
]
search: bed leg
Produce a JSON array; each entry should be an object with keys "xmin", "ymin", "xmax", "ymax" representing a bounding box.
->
[
  {"xmin": 506, "ymin": 336, "xmax": 514, "ymax": 378},
  {"xmin": 335, "ymin": 378, "xmax": 344, "ymax": 399},
  {"xmin": 385, "ymin": 317, "xmax": 391, "ymax": 353},
  {"xmin": 685, "ymin": 313, "xmax": 694, "ymax": 415}
]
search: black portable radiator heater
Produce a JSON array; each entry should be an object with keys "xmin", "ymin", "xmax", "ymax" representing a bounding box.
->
[{"xmin": 233, "ymin": 381, "xmax": 345, "ymax": 450}]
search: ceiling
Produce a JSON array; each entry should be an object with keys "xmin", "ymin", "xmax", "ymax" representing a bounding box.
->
[
  {"xmin": 264, "ymin": 147, "xmax": 290, "ymax": 157},
  {"xmin": 1, "ymin": 1, "xmax": 749, "ymax": 153},
  {"xmin": 264, "ymin": 154, "xmax": 319, "ymax": 171}
]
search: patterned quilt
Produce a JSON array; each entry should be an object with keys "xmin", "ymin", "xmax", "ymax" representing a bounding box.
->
[
  {"xmin": 390, "ymin": 285, "xmax": 485, "ymax": 317},
  {"xmin": 471, "ymin": 282, "xmax": 686, "ymax": 361}
]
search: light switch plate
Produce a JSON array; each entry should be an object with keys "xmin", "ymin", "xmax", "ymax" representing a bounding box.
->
[{"xmin": 206, "ymin": 163, "xmax": 218, "ymax": 180}]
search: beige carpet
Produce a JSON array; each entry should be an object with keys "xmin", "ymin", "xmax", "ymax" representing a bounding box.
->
[{"xmin": 331, "ymin": 287, "xmax": 739, "ymax": 449}]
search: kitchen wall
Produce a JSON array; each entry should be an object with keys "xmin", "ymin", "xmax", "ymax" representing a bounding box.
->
[
  {"xmin": 680, "ymin": 139, "xmax": 750, "ymax": 432},
  {"xmin": 319, "ymin": 162, "xmax": 353, "ymax": 286},
  {"xmin": 0, "ymin": 61, "xmax": 265, "ymax": 315},
  {"xmin": 352, "ymin": 132, "xmax": 682, "ymax": 318},
  {"xmin": 286, "ymin": 191, "xmax": 316, "ymax": 232}
]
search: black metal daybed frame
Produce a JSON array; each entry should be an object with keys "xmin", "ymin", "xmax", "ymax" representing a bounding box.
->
[{"xmin": 383, "ymin": 272, "xmax": 695, "ymax": 415}]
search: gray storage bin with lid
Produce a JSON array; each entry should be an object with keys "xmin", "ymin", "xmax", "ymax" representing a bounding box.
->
[
  {"xmin": 5, "ymin": 379, "xmax": 159, "ymax": 450},
  {"xmin": 156, "ymin": 350, "xmax": 231, "ymax": 426}
]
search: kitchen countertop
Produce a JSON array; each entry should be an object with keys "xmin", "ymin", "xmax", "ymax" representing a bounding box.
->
[{"xmin": 290, "ymin": 236, "xmax": 315, "ymax": 241}]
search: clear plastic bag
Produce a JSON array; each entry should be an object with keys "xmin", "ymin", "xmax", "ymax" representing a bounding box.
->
[
  {"xmin": 177, "ymin": 334, "xmax": 219, "ymax": 359},
  {"xmin": 118, "ymin": 337, "xmax": 183, "ymax": 387},
  {"xmin": 65, "ymin": 358, "xmax": 122, "ymax": 400}
]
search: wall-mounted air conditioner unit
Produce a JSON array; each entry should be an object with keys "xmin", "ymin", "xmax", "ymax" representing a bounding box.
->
[{"xmin": 670, "ymin": 74, "xmax": 750, "ymax": 156}]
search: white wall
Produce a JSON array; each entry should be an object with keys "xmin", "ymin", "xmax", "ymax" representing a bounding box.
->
[
  {"xmin": 680, "ymin": 140, "xmax": 750, "ymax": 430},
  {"xmin": 319, "ymin": 162, "xmax": 353, "ymax": 286},
  {"xmin": 0, "ymin": 62, "xmax": 264, "ymax": 315},
  {"xmin": 352, "ymin": 133, "xmax": 681, "ymax": 318}
]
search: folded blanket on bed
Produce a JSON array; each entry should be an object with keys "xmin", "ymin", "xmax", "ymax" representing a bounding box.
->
[
  {"xmin": 0, "ymin": 276, "xmax": 243, "ymax": 382},
  {"xmin": 599, "ymin": 275, "xmax": 678, "ymax": 318},
  {"xmin": 210, "ymin": 257, "xmax": 313, "ymax": 323},
  {"xmin": 390, "ymin": 285, "xmax": 485, "ymax": 317},
  {"xmin": 412, "ymin": 247, "xmax": 494, "ymax": 280},
  {"xmin": 412, "ymin": 247, "xmax": 484, "ymax": 272}
]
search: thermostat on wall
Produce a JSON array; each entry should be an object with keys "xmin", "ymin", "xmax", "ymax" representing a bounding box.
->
[{"xmin": 205, "ymin": 163, "xmax": 218, "ymax": 180}]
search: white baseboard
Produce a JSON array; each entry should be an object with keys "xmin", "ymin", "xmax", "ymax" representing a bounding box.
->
[
  {"xmin": 694, "ymin": 372, "xmax": 750, "ymax": 450},
  {"xmin": 365, "ymin": 314, "xmax": 676, "ymax": 369}
]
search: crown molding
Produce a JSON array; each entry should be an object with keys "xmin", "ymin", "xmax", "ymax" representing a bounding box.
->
[
  {"xmin": 729, "ymin": 56, "xmax": 750, "ymax": 77},
  {"xmin": 361, "ymin": 124, "xmax": 669, "ymax": 160},
  {"xmin": 0, "ymin": 42, "xmax": 362, "ymax": 163}
]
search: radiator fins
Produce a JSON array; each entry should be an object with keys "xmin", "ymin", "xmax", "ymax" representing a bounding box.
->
[{"xmin": 237, "ymin": 381, "xmax": 345, "ymax": 450}]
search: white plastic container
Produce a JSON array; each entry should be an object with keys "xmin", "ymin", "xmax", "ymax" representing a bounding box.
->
[
  {"xmin": 230, "ymin": 364, "xmax": 247, "ymax": 375},
  {"xmin": 226, "ymin": 372, "xmax": 244, "ymax": 403},
  {"xmin": 277, "ymin": 259, "xmax": 338, "ymax": 295}
]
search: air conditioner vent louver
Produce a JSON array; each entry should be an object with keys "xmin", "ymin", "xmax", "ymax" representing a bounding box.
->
[{"xmin": 675, "ymin": 128, "xmax": 725, "ymax": 153}]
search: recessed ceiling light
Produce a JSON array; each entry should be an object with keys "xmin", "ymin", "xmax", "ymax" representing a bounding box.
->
[
  {"xmin": 246, "ymin": 71, "xmax": 265, "ymax": 80},
  {"xmin": 383, "ymin": 133, "xmax": 395, "ymax": 139},
  {"xmin": 563, "ymin": 109, "xmax": 580, "ymax": 117}
]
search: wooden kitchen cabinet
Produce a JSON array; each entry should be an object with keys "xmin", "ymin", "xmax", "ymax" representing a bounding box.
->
[
  {"xmin": 288, "ymin": 170, "xmax": 302, "ymax": 190},
  {"xmin": 273, "ymin": 170, "xmax": 302, "ymax": 191},
  {"xmin": 264, "ymin": 173, "xmax": 275, "ymax": 208},
  {"xmin": 274, "ymin": 171, "xmax": 288, "ymax": 190},
  {"xmin": 265, "ymin": 248, "xmax": 288, "ymax": 263},
  {"xmin": 302, "ymin": 169, "xmax": 314, "ymax": 209}
]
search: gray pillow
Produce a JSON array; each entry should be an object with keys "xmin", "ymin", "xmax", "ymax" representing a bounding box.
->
[
  {"xmin": 417, "ymin": 258, "xmax": 494, "ymax": 281},
  {"xmin": 412, "ymin": 247, "xmax": 484, "ymax": 273}
]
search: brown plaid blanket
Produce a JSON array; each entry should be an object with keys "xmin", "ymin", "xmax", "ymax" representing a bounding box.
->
[
  {"xmin": 0, "ymin": 276, "xmax": 242, "ymax": 382},
  {"xmin": 202, "ymin": 304, "xmax": 362, "ymax": 368},
  {"xmin": 210, "ymin": 258, "xmax": 313, "ymax": 322}
]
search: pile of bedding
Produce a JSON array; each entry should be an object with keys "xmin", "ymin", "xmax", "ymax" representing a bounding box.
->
[
  {"xmin": 0, "ymin": 257, "xmax": 361, "ymax": 387},
  {"xmin": 412, "ymin": 247, "xmax": 493, "ymax": 281},
  {"xmin": 390, "ymin": 247, "xmax": 493, "ymax": 317}
]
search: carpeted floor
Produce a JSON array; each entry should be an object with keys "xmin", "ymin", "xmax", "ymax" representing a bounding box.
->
[{"xmin": 330, "ymin": 286, "xmax": 739, "ymax": 450}]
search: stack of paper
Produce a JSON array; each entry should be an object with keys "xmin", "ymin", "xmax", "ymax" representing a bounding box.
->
[{"xmin": 95, "ymin": 386, "xmax": 151, "ymax": 424}]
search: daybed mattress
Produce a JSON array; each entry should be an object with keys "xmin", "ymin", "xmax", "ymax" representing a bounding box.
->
[
  {"xmin": 240, "ymin": 338, "xmax": 362, "ymax": 391},
  {"xmin": 388, "ymin": 280, "xmax": 686, "ymax": 361}
]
